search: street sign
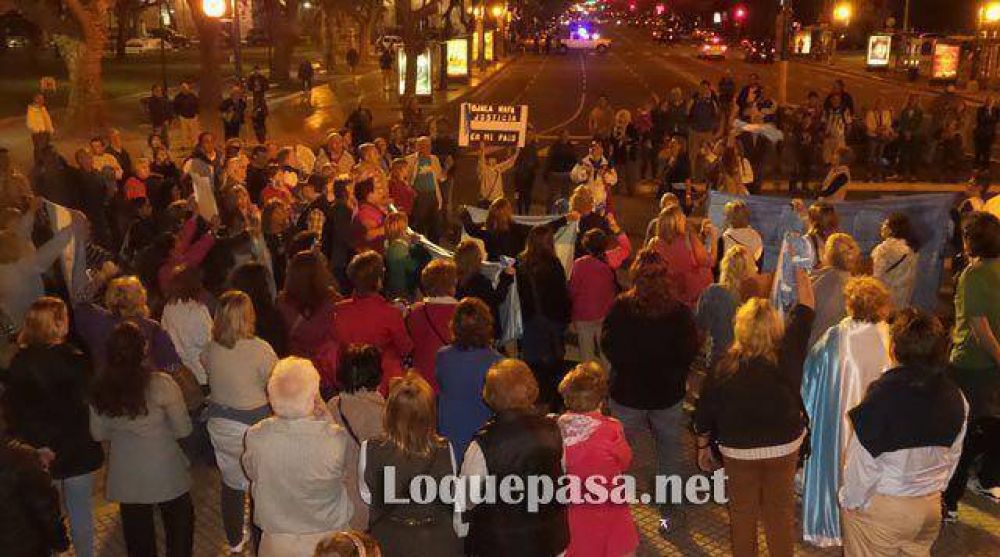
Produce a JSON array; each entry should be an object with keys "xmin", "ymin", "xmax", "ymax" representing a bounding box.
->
[
  {"xmin": 931, "ymin": 42, "xmax": 960, "ymax": 81},
  {"xmin": 458, "ymin": 103, "xmax": 530, "ymax": 147}
]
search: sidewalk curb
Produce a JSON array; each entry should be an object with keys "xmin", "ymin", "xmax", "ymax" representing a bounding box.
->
[{"xmin": 795, "ymin": 58, "xmax": 987, "ymax": 104}]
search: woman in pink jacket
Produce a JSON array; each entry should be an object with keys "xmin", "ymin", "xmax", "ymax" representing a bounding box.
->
[
  {"xmin": 558, "ymin": 363, "xmax": 638, "ymax": 557},
  {"xmin": 568, "ymin": 214, "xmax": 631, "ymax": 366}
]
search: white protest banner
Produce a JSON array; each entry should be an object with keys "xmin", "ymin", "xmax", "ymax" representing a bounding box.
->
[{"xmin": 458, "ymin": 103, "xmax": 530, "ymax": 147}]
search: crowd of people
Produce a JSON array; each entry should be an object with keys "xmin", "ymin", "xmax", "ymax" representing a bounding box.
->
[{"xmin": 1, "ymin": 64, "xmax": 998, "ymax": 557}]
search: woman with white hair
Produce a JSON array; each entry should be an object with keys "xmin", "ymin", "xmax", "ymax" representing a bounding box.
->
[
  {"xmin": 243, "ymin": 357, "xmax": 352, "ymax": 557},
  {"xmin": 608, "ymin": 109, "xmax": 638, "ymax": 195},
  {"xmin": 696, "ymin": 245, "xmax": 758, "ymax": 368}
]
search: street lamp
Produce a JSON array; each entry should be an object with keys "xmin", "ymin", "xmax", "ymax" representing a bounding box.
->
[
  {"xmin": 491, "ymin": 4, "xmax": 507, "ymax": 59},
  {"xmin": 984, "ymin": 2, "xmax": 1000, "ymax": 23},
  {"xmin": 830, "ymin": 3, "xmax": 852, "ymax": 65},
  {"xmin": 833, "ymin": 3, "xmax": 853, "ymax": 26},
  {"xmin": 471, "ymin": 4, "xmax": 486, "ymax": 70},
  {"xmin": 202, "ymin": 0, "xmax": 244, "ymax": 81}
]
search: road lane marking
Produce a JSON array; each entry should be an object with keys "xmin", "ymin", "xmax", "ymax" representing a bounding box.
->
[{"xmin": 538, "ymin": 54, "xmax": 588, "ymax": 136}]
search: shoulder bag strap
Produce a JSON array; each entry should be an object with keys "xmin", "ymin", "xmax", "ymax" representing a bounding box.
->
[
  {"xmin": 423, "ymin": 306, "xmax": 450, "ymax": 345},
  {"xmin": 336, "ymin": 399, "xmax": 362, "ymax": 446},
  {"xmin": 884, "ymin": 252, "xmax": 909, "ymax": 274}
]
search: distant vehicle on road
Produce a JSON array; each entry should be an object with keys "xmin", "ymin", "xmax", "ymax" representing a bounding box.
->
[
  {"xmin": 558, "ymin": 27, "xmax": 611, "ymax": 53},
  {"xmin": 653, "ymin": 27, "xmax": 679, "ymax": 45},
  {"xmin": 743, "ymin": 39, "xmax": 776, "ymax": 63},
  {"xmin": 124, "ymin": 37, "xmax": 172, "ymax": 55},
  {"xmin": 698, "ymin": 35, "xmax": 727, "ymax": 60},
  {"xmin": 147, "ymin": 27, "xmax": 191, "ymax": 49}
]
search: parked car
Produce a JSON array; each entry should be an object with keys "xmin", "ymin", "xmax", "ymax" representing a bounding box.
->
[
  {"xmin": 124, "ymin": 37, "xmax": 172, "ymax": 55},
  {"xmin": 147, "ymin": 28, "xmax": 191, "ymax": 49},
  {"xmin": 246, "ymin": 28, "xmax": 270, "ymax": 47},
  {"xmin": 744, "ymin": 39, "xmax": 776, "ymax": 63},
  {"xmin": 698, "ymin": 35, "xmax": 727, "ymax": 60}
]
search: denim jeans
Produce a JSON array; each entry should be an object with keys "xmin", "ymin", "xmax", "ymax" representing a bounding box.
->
[
  {"xmin": 59, "ymin": 472, "xmax": 95, "ymax": 557},
  {"xmin": 607, "ymin": 399, "xmax": 688, "ymax": 484}
]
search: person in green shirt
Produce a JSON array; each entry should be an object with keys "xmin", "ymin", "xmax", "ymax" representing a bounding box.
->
[
  {"xmin": 383, "ymin": 212, "xmax": 421, "ymax": 301},
  {"xmin": 944, "ymin": 211, "xmax": 1000, "ymax": 519}
]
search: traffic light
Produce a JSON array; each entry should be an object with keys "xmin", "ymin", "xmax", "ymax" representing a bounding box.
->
[
  {"xmin": 656, "ymin": 4, "xmax": 666, "ymax": 16},
  {"xmin": 733, "ymin": 5, "xmax": 748, "ymax": 22}
]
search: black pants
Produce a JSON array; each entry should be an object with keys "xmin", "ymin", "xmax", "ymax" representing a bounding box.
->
[
  {"xmin": 515, "ymin": 174, "xmax": 534, "ymax": 215},
  {"xmin": 943, "ymin": 365, "xmax": 1000, "ymax": 510},
  {"xmin": 897, "ymin": 135, "xmax": 921, "ymax": 178},
  {"xmin": 411, "ymin": 190, "xmax": 440, "ymax": 243},
  {"xmin": 223, "ymin": 123, "xmax": 241, "ymax": 140},
  {"xmin": 973, "ymin": 136, "xmax": 994, "ymax": 170},
  {"xmin": 119, "ymin": 492, "xmax": 194, "ymax": 557},
  {"xmin": 31, "ymin": 132, "xmax": 50, "ymax": 161},
  {"xmin": 789, "ymin": 143, "xmax": 815, "ymax": 193}
]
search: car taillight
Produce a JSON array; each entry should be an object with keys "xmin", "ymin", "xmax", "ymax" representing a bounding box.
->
[
  {"xmin": 702, "ymin": 45, "xmax": 709, "ymax": 51},
  {"xmin": 721, "ymin": 45, "xmax": 728, "ymax": 51}
]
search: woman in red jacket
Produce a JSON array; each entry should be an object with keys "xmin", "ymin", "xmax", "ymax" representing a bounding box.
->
[
  {"xmin": 334, "ymin": 251, "xmax": 414, "ymax": 393},
  {"xmin": 276, "ymin": 250, "xmax": 341, "ymax": 395},
  {"xmin": 404, "ymin": 259, "xmax": 458, "ymax": 392}
]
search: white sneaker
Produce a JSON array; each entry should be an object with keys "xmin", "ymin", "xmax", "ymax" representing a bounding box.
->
[
  {"xmin": 228, "ymin": 531, "xmax": 250, "ymax": 554},
  {"xmin": 970, "ymin": 478, "xmax": 1000, "ymax": 503}
]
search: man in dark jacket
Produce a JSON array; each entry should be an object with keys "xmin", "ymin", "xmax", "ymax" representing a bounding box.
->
[
  {"xmin": 219, "ymin": 86, "xmax": 247, "ymax": 141},
  {"xmin": 245, "ymin": 65, "xmax": 270, "ymax": 105},
  {"xmin": 544, "ymin": 129, "xmax": 577, "ymax": 210},
  {"xmin": 513, "ymin": 130, "xmax": 541, "ymax": 215},
  {"xmin": 0, "ymin": 435, "xmax": 70, "ymax": 557},
  {"xmin": 147, "ymin": 84, "xmax": 173, "ymax": 148},
  {"xmin": 73, "ymin": 148, "xmax": 114, "ymax": 249},
  {"xmin": 172, "ymin": 81, "xmax": 200, "ymax": 151}
]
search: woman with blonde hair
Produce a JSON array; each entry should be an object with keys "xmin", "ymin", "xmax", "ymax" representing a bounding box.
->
[
  {"xmin": 693, "ymin": 267, "xmax": 815, "ymax": 557},
  {"xmin": 243, "ymin": 357, "xmax": 352, "ymax": 556},
  {"xmin": 359, "ymin": 372, "xmax": 462, "ymax": 556},
  {"xmin": 313, "ymin": 530, "xmax": 382, "ymax": 557},
  {"xmin": 801, "ymin": 276, "xmax": 893, "ymax": 547},
  {"xmin": 383, "ymin": 212, "xmax": 420, "ymax": 300},
  {"xmin": 648, "ymin": 204, "xmax": 717, "ymax": 308},
  {"xmin": 721, "ymin": 200, "xmax": 763, "ymax": 264},
  {"xmin": 569, "ymin": 184, "xmax": 609, "ymax": 258},
  {"xmin": 4, "ymin": 297, "xmax": 103, "ymax": 557},
  {"xmin": 74, "ymin": 275, "xmax": 182, "ymax": 372},
  {"xmin": 696, "ymin": 245, "xmax": 758, "ymax": 367},
  {"xmin": 202, "ymin": 290, "xmax": 278, "ymax": 552},
  {"xmin": 808, "ymin": 232, "xmax": 862, "ymax": 348}
]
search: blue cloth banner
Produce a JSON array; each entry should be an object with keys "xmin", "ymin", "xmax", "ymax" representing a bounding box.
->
[{"xmin": 707, "ymin": 191, "xmax": 955, "ymax": 310}]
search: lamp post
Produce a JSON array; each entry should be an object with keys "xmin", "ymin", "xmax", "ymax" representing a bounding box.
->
[
  {"xmin": 159, "ymin": 0, "xmax": 168, "ymax": 93},
  {"xmin": 202, "ymin": 0, "xmax": 244, "ymax": 81},
  {"xmin": 472, "ymin": 3, "xmax": 486, "ymax": 70},
  {"xmin": 491, "ymin": 4, "xmax": 507, "ymax": 59},
  {"xmin": 830, "ymin": 2, "xmax": 852, "ymax": 65}
]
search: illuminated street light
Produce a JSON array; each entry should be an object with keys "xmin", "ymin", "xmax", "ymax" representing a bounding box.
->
[
  {"xmin": 984, "ymin": 2, "xmax": 1000, "ymax": 23},
  {"xmin": 833, "ymin": 3, "xmax": 853, "ymax": 25},
  {"xmin": 491, "ymin": 4, "xmax": 505, "ymax": 19},
  {"xmin": 202, "ymin": 0, "xmax": 226, "ymax": 18}
]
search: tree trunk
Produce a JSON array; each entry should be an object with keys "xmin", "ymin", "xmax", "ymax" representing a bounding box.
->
[
  {"xmin": 185, "ymin": 0, "xmax": 222, "ymax": 124},
  {"xmin": 359, "ymin": 17, "xmax": 375, "ymax": 59},
  {"xmin": 404, "ymin": 43, "xmax": 419, "ymax": 97},
  {"xmin": 271, "ymin": 3, "xmax": 301, "ymax": 83},
  {"xmin": 115, "ymin": 2, "xmax": 128, "ymax": 59},
  {"xmin": 321, "ymin": 11, "xmax": 335, "ymax": 74}
]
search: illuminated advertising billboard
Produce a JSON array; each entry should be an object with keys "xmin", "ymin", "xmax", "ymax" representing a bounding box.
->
[
  {"xmin": 484, "ymin": 31, "xmax": 495, "ymax": 62},
  {"xmin": 446, "ymin": 38, "xmax": 469, "ymax": 78},
  {"xmin": 867, "ymin": 34, "xmax": 891, "ymax": 67},
  {"xmin": 397, "ymin": 49, "xmax": 432, "ymax": 96},
  {"xmin": 793, "ymin": 30, "xmax": 812, "ymax": 54},
  {"xmin": 931, "ymin": 42, "xmax": 960, "ymax": 80}
]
